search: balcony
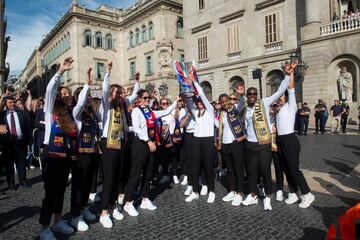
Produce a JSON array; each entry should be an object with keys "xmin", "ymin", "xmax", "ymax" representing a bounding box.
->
[
  {"xmin": 320, "ymin": 17, "xmax": 360, "ymax": 36},
  {"xmin": 264, "ymin": 41, "xmax": 283, "ymax": 54},
  {"xmin": 227, "ymin": 51, "xmax": 241, "ymax": 62}
]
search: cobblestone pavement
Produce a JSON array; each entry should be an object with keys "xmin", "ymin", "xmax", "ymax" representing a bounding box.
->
[{"xmin": 0, "ymin": 133, "xmax": 359, "ymax": 240}]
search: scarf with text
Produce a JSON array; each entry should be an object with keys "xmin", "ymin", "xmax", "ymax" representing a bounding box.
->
[
  {"xmin": 139, "ymin": 105, "xmax": 162, "ymax": 144},
  {"xmin": 217, "ymin": 106, "xmax": 247, "ymax": 149},
  {"xmin": 252, "ymin": 99, "xmax": 271, "ymax": 145},
  {"xmin": 106, "ymin": 108, "xmax": 127, "ymax": 150}
]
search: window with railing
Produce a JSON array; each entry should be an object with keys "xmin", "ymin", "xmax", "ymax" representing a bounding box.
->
[
  {"xmin": 176, "ymin": 18, "xmax": 184, "ymax": 38},
  {"xmin": 265, "ymin": 13, "xmax": 280, "ymax": 44}
]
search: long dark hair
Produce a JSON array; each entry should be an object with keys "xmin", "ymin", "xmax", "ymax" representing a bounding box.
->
[
  {"xmin": 109, "ymin": 84, "xmax": 123, "ymax": 111},
  {"xmin": 53, "ymin": 94, "xmax": 75, "ymax": 135}
]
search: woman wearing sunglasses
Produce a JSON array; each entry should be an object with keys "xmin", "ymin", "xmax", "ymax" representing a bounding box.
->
[
  {"xmin": 123, "ymin": 90, "xmax": 179, "ymax": 217},
  {"xmin": 185, "ymin": 80, "xmax": 216, "ymax": 204},
  {"xmin": 240, "ymin": 63, "xmax": 295, "ymax": 211}
]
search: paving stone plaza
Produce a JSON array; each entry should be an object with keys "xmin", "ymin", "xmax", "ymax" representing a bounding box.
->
[{"xmin": 0, "ymin": 133, "xmax": 359, "ymax": 240}]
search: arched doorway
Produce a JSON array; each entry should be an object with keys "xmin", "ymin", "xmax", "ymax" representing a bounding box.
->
[
  {"xmin": 266, "ymin": 69, "xmax": 285, "ymax": 97},
  {"xmin": 229, "ymin": 76, "xmax": 244, "ymax": 96},
  {"xmin": 200, "ymin": 81, "xmax": 212, "ymax": 100}
]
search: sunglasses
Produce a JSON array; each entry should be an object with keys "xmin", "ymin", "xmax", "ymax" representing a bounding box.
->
[
  {"xmin": 247, "ymin": 92, "xmax": 257, "ymax": 96},
  {"xmin": 142, "ymin": 96, "xmax": 150, "ymax": 100},
  {"xmin": 162, "ymin": 102, "xmax": 170, "ymax": 106},
  {"xmin": 178, "ymin": 99, "xmax": 183, "ymax": 103},
  {"xmin": 230, "ymin": 98, "xmax": 237, "ymax": 101},
  {"xmin": 271, "ymin": 104, "xmax": 278, "ymax": 108}
]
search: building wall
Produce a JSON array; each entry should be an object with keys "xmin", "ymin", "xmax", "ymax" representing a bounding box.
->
[{"xmin": 183, "ymin": 0, "xmax": 299, "ymax": 100}]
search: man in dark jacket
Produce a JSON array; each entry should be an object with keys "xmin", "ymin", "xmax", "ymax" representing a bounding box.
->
[{"xmin": 0, "ymin": 96, "xmax": 31, "ymax": 190}]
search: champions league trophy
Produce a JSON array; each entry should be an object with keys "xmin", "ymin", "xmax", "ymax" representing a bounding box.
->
[{"xmin": 174, "ymin": 60, "xmax": 199, "ymax": 98}]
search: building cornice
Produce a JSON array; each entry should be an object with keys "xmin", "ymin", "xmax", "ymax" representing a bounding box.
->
[
  {"xmin": 300, "ymin": 29, "xmax": 360, "ymax": 45},
  {"xmin": 219, "ymin": 9, "xmax": 245, "ymax": 24},
  {"xmin": 191, "ymin": 22, "xmax": 212, "ymax": 34},
  {"xmin": 255, "ymin": 0, "xmax": 285, "ymax": 11},
  {"xmin": 198, "ymin": 49, "xmax": 297, "ymax": 72},
  {"xmin": 120, "ymin": 0, "xmax": 183, "ymax": 29}
]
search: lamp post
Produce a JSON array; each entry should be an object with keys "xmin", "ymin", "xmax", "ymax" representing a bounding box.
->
[
  {"xmin": 252, "ymin": 68, "xmax": 263, "ymax": 98},
  {"xmin": 287, "ymin": 53, "xmax": 308, "ymax": 102}
]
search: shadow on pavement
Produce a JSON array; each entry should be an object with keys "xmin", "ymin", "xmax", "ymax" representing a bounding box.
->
[{"xmin": 0, "ymin": 206, "xmax": 40, "ymax": 233}]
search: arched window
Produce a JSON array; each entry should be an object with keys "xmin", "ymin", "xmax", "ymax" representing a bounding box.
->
[
  {"xmin": 142, "ymin": 25, "xmax": 147, "ymax": 42},
  {"xmin": 84, "ymin": 30, "xmax": 92, "ymax": 46},
  {"xmin": 200, "ymin": 81, "xmax": 212, "ymax": 100},
  {"xmin": 105, "ymin": 34, "xmax": 113, "ymax": 50},
  {"xmin": 129, "ymin": 31, "xmax": 134, "ymax": 47},
  {"xmin": 149, "ymin": 22, "xmax": 154, "ymax": 39},
  {"xmin": 95, "ymin": 32, "xmax": 103, "ymax": 48},
  {"xmin": 135, "ymin": 28, "xmax": 140, "ymax": 45},
  {"xmin": 176, "ymin": 18, "xmax": 183, "ymax": 38},
  {"xmin": 266, "ymin": 70, "xmax": 285, "ymax": 96},
  {"xmin": 229, "ymin": 76, "xmax": 245, "ymax": 96}
]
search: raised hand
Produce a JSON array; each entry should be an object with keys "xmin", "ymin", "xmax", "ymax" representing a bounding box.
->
[
  {"xmin": 234, "ymin": 84, "xmax": 245, "ymax": 96},
  {"xmin": 0, "ymin": 124, "xmax": 8, "ymax": 134},
  {"xmin": 58, "ymin": 57, "xmax": 74, "ymax": 74},
  {"xmin": 86, "ymin": 68, "xmax": 94, "ymax": 85},
  {"xmin": 106, "ymin": 61, "xmax": 113, "ymax": 73},
  {"xmin": 135, "ymin": 72, "xmax": 140, "ymax": 82}
]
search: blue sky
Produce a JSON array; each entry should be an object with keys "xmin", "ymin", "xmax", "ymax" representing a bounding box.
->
[{"xmin": 6, "ymin": 0, "xmax": 136, "ymax": 72}]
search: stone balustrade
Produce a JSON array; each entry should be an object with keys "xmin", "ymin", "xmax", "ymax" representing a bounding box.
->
[
  {"xmin": 227, "ymin": 51, "xmax": 241, "ymax": 62},
  {"xmin": 264, "ymin": 41, "xmax": 283, "ymax": 54},
  {"xmin": 320, "ymin": 16, "xmax": 360, "ymax": 36}
]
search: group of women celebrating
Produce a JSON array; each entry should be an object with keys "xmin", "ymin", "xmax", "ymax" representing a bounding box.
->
[{"xmin": 39, "ymin": 57, "xmax": 315, "ymax": 240}]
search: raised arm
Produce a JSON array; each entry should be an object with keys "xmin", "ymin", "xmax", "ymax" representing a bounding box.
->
[
  {"xmin": 44, "ymin": 57, "xmax": 74, "ymax": 113},
  {"xmin": 263, "ymin": 75, "xmax": 290, "ymax": 107},
  {"xmin": 126, "ymin": 72, "xmax": 140, "ymax": 105},
  {"xmin": 73, "ymin": 68, "xmax": 93, "ymax": 121},
  {"xmin": 25, "ymin": 90, "xmax": 32, "ymax": 111},
  {"xmin": 100, "ymin": 61, "xmax": 112, "ymax": 119},
  {"xmin": 194, "ymin": 82, "xmax": 214, "ymax": 115},
  {"xmin": 154, "ymin": 99, "xmax": 178, "ymax": 119}
]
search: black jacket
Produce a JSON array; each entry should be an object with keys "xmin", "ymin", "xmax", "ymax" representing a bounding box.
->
[{"xmin": 0, "ymin": 109, "xmax": 31, "ymax": 145}]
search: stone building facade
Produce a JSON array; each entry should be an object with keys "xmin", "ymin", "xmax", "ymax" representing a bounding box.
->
[
  {"xmin": 183, "ymin": 0, "xmax": 360, "ymax": 123},
  {"xmin": 20, "ymin": 0, "xmax": 184, "ymax": 99}
]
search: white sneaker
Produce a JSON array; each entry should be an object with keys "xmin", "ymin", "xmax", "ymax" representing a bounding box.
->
[
  {"xmin": 299, "ymin": 193, "xmax": 315, "ymax": 208},
  {"xmin": 124, "ymin": 202, "xmax": 139, "ymax": 217},
  {"xmin": 222, "ymin": 191, "xmax": 236, "ymax": 202},
  {"xmin": 39, "ymin": 228, "xmax": 55, "ymax": 240},
  {"xmin": 184, "ymin": 186, "xmax": 193, "ymax": 196},
  {"xmin": 68, "ymin": 173, "xmax": 72, "ymax": 181},
  {"xmin": 200, "ymin": 185, "xmax": 208, "ymax": 196},
  {"xmin": 276, "ymin": 190, "xmax": 284, "ymax": 202},
  {"xmin": 140, "ymin": 199, "xmax": 157, "ymax": 211},
  {"xmin": 112, "ymin": 208, "xmax": 124, "ymax": 220},
  {"xmin": 30, "ymin": 165, "xmax": 36, "ymax": 169},
  {"xmin": 285, "ymin": 193, "xmax": 299, "ymax": 205},
  {"xmin": 173, "ymin": 176, "xmax": 179, "ymax": 184},
  {"xmin": 89, "ymin": 193, "xmax": 101, "ymax": 202},
  {"xmin": 181, "ymin": 176, "xmax": 188, "ymax": 186},
  {"xmin": 71, "ymin": 215, "xmax": 89, "ymax": 232},
  {"xmin": 118, "ymin": 194, "xmax": 124, "ymax": 205},
  {"xmin": 81, "ymin": 207, "xmax": 96, "ymax": 221},
  {"xmin": 52, "ymin": 219, "xmax": 74, "ymax": 234},
  {"xmin": 231, "ymin": 194, "xmax": 243, "ymax": 206},
  {"xmin": 242, "ymin": 195, "xmax": 258, "ymax": 206},
  {"xmin": 207, "ymin": 191, "xmax": 215, "ymax": 203},
  {"xmin": 185, "ymin": 192, "xmax": 199, "ymax": 202},
  {"xmin": 263, "ymin": 197, "xmax": 272, "ymax": 211},
  {"xmin": 99, "ymin": 214, "xmax": 113, "ymax": 229}
]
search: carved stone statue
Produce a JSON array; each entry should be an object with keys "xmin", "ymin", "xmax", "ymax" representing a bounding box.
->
[{"xmin": 337, "ymin": 66, "xmax": 353, "ymax": 102}]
